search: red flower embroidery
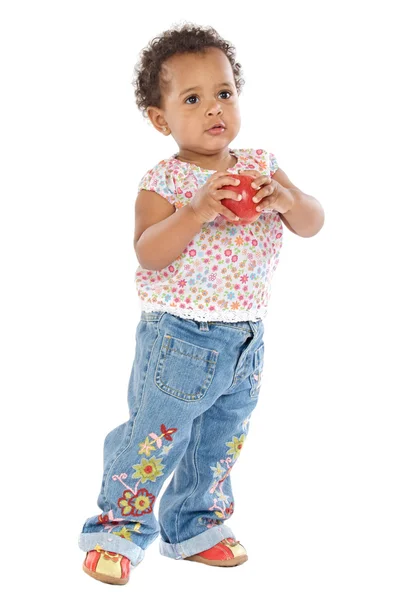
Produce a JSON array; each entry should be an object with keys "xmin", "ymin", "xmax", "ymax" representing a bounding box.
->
[
  {"xmin": 117, "ymin": 489, "xmax": 156, "ymax": 517},
  {"xmin": 185, "ymin": 191, "xmax": 193, "ymax": 198},
  {"xmin": 97, "ymin": 513, "xmax": 110, "ymax": 524},
  {"xmin": 160, "ymin": 424, "xmax": 178, "ymax": 441},
  {"xmin": 225, "ymin": 501, "xmax": 234, "ymax": 515}
]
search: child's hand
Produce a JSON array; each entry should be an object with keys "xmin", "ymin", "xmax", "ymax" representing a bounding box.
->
[
  {"xmin": 190, "ymin": 172, "xmax": 243, "ymax": 224},
  {"xmin": 238, "ymin": 169, "xmax": 294, "ymax": 214}
]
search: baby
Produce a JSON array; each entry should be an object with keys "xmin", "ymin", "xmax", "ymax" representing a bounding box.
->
[{"xmin": 79, "ymin": 23, "xmax": 324, "ymax": 585}]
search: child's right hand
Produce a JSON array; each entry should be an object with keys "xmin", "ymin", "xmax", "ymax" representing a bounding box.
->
[{"xmin": 190, "ymin": 172, "xmax": 242, "ymax": 224}]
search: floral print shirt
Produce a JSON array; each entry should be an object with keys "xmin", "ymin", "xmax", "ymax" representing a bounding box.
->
[{"xmin": 135, "ymin": 148, "xmax": 283, "ymax": 322}]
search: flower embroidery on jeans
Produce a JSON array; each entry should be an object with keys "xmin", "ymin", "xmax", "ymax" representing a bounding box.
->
[
  {"xmin": 97, "ymin": 424, "xmax": 178, "ymax": 537},
  {"xmin": 226, "ymin": 434, "xmax": 245, "ymax": 460},
  {"xmin": 200, "ymin": 431, "xmax": 246, "ymax": 528},
  {"xmin": 96, "ymin": 511, "xmax": 142, "ymax": 536},
  {"xmin": 118, "ymin": 489, "xmax": 156, "ymax": 516}
]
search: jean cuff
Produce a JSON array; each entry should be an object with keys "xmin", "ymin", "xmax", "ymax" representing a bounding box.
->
[
  {"xmin": 159, "ymin": 524, "xmax": 235, "ymax": 560},
  {"xmin": 79, "ymin": 532, "xmax": 145, "ymax": 567}
]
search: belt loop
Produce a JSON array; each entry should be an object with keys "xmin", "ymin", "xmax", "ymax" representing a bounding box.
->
[
  {"xmin": 249, "ymin": 321, "xmax": 258, "ymax": 337},
  {"xmin": 199, "ymin": 321, "xmax": 209, "ymax": 331}
]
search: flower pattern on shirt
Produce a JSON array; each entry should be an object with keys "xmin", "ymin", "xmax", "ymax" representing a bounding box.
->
[{"xmin": 135, "ymin": 148, "xmax": 283, "ymax": 322}]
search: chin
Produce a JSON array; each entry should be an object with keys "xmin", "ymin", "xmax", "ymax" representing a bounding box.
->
[{"xmin": 206, "ymin": 132, "xmax": 238, "ymax": 146}]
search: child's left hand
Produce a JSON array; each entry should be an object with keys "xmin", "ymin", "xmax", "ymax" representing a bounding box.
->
[{"xmin": 238, "ymin": 169, "xmax": 294, "ymax": 214}]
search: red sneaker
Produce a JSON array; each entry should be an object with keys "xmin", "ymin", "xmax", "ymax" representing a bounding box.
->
[
  {"xmin": 82, "ymin": 544, "xmax": 130, "ymax": 585},
  {"xmin": 184, "ymin": 537, "xmax": 248, "ymax": 567}
]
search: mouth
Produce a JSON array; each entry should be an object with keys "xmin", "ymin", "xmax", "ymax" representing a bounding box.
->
[
  {"xmin": 206, "ymin": 122, "xmax": 226, "ymax": 132},
  {"xmin": 206, "ymin": 123, "xmax": 227, "ymax": 135}
]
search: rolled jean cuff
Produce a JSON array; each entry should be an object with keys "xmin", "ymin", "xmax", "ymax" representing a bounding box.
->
[
  {"xmin": 159, "ymin": 524, "xmax": 235, "ymax": 560},
  {"xmin": 79, "ymin": 532, "xmax": 145, "ymax": 567}
]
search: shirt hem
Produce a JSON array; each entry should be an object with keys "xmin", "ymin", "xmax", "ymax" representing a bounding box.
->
[{"xmin": 139, "ymin": 302, "xmax": 267, "ymax": 323}]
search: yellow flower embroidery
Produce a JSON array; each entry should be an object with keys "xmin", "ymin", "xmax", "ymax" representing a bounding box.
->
[
  {"xmin": 226, "ymin": 434, "xmax": 246, "ymax": 460},
  {"xmin": 132, "ymin": 457, "xmax": 165, "ymax": 483}
]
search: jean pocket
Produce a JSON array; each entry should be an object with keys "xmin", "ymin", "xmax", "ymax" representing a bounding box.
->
[
  {"xmin": 250, "ymin": 343, "xmax": 265, "ymax": 397},
  {"xmin": 155, "ymin": 334, "xmax": 219, "ymax": 402}
]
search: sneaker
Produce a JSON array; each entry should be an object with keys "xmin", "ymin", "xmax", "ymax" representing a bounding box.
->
[
  {"xmin": 184, "ymin": 537, "xmax": 248, "ymax": 567},
  {"xmin": 82, "ymin": 544, "xmax": 130, "ymax": 585}
]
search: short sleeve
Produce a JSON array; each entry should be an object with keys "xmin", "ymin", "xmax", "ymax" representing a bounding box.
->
[
  {"xmin": 137, "ymin": 162, "xmax": 176, "ymax": 205},
  {"xmin": 269, "ymin": 152, "xmax": 279, "ymax": 176},
  {"xmin": 251, "ymin": 148, "xmax": 279, "ymax": 177}
]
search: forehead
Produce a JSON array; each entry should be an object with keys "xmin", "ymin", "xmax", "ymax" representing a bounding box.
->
[{"xmin": 161, "ymin": 48, "xmax": 235, "ymax": 94}]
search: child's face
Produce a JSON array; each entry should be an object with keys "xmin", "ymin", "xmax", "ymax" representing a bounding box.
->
[{"xmin": 149, "ymin": 47, "xmax": 241, "ymax": 154}]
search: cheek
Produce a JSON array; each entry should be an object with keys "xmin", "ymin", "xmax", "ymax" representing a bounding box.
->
[{"xmin": 227, "ymin": 103, "xmax": 241, "ymax": 126}]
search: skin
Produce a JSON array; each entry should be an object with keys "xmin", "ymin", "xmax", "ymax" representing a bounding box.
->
[
  {"xmin": 147, "ymin": 47, "xmax": 241, "ymax": 172},
  {"xmin": 144, "ymin": 47, "xmax": 324, "ymax": 237}
]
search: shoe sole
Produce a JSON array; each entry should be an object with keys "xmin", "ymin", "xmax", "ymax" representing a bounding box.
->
[
  {"xmin": 184, "ymin": 554, "xmax": 248, "ymax": 567},
  {"xmin": 82, "ymin": 563, "xmax": 129, "ymax": 585}
]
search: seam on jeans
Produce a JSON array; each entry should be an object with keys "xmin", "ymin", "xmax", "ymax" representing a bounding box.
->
[
  {"xmin": 249, "ymin": 343, "xmax": 265, "ymax": 397},
  {"xmin": 207, "ymin": 323, "xmax": 252, "ymax": 334},
  {"xmin": 102, "ymin": 318, "xmax": 163, "ymax": 508},
  {"xmin": 175, "ymin": 412, "xmax": 203, "ymax": 545},
  {"xmin": 167, "ymin": 347, "xmax": 218, "ymax": 364}
]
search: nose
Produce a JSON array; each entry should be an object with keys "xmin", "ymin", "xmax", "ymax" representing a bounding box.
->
[{"xmin": 206, "ymin": 100, "xmax": 223, "ymax": 117}]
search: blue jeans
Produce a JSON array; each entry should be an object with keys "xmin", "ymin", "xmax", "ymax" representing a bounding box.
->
[{"xmin": 79, "ymin": 310, "xmax": 265, "ymax": 567}]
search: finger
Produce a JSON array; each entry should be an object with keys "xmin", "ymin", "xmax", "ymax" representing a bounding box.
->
[
  {"xmin": 219, "ymin": 206, "xmax": 240, "ymax": 221},
  {"xmin": 253, "ymin": 184, "xmax": 274, "ymax": 203},
  {"xmin": 214, "ymin": 189, "xmax": 242, "ymax": 202},
  {"xmin": 237, "ymin": 169, "xmax": 261, "ymax": 177},
  {"xmin": 251, "ymin": 175, "xmax": 272, "ymax": 190},
  {"xmin": 213, "ymin": 175, "xmax": 241, "ymax": 188},
  {"xmin": 251, "ymin": 188, "xmax": 268, "ymax": 203},
  {"xmin": 255, "ymin": 199, "xmax": 274, "ymax": 212}
]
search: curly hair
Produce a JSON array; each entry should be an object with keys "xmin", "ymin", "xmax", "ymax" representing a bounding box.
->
[{"xmin": 132, "ymin": 23, "xmax": 245, "ymax": 119}]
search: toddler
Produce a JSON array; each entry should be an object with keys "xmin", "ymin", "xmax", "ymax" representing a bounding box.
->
[{"xmin": 79, "ymin": 23, "xmax": 324, "ymax": 585}]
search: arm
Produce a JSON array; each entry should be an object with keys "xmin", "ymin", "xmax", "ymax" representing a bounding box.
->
[
  {"xmin": 272, "ymin": 168, "xmax": 325, "ymax": 238},
  {"xmin": 134, "ymin": 190, "xmax": 203, "ymax": 271}
]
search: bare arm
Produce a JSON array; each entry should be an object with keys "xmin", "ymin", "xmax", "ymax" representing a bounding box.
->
[
  {"xmin": 134, "ymin": 190, "xmax": 203, "ymax": 271},
  {"xmin": 134, "ymin": 172, "xmax": 242, "ymax": 271},
  {"xmin": 272, "ymin": 168, "xmax": 325, "ymax": 237}
]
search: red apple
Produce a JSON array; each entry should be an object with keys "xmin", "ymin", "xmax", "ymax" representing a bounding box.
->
[{"xmin": 220, "ymin": 174, "xmax": 261, "ymax": 224}]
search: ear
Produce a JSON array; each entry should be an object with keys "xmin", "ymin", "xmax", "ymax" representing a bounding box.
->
[{"xmin": 147, "ymin": 106, "xmax": 170, "ymax": 135}]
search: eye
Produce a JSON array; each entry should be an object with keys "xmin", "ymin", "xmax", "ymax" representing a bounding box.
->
[
  {"xmin": 219, "ymin": 90, "xmax": 232, "ymax": 99},
  {"xmin": 185, "ymin": 95, "xmax": 199, "ymax": 105}
]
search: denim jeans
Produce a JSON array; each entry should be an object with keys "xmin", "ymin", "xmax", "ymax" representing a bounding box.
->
[{"xmin": 79, "ymin": 310, "xmax": 265, "ymax": 567}]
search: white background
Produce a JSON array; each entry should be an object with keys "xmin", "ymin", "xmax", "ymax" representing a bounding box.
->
[{"xmin": 1, "ymin": 1, "xmax": 397, "ymax": 598}]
